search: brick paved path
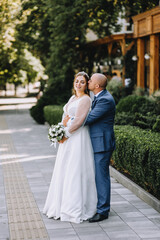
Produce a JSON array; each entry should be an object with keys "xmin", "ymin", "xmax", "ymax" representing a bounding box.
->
[
  {"xmin": 0, "ymin": 115, "xmax": 49, "ymax": 240},
  {"xmin": 0, "ymin": 98, "xmax": 160, "ymax": 240}
]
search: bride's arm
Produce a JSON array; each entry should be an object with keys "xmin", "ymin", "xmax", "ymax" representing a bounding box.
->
[{"xmin": 65, "ymin": 96, "xmax": 91, "ymax": 137}]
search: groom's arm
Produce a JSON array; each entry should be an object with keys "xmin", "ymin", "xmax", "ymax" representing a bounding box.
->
[{"xmin": 85, "ymin": 97, "xmax": 114, "ymax": 125}]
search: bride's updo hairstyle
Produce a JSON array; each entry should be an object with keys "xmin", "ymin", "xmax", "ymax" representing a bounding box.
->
[{"xmin": 72, "ymin": 71, "xmax": 89, "ymax": 96}]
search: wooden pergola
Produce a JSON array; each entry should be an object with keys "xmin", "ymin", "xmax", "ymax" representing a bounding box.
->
[
  {"xmin": 87, "ymin": 33, "xmax": 134, "ymax": 83},
  {"xmin": 132, "ymin": 6, "xmax": 160, "ymax": 94}
]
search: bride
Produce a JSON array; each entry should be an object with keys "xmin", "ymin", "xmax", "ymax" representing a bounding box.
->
[{"xmin": 43, "ymin": 71, "xmax": 97, "ymax": 223}]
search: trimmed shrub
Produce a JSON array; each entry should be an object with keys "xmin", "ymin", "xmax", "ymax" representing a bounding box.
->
[
  {"xmin": 30, "ymin": 97, "xmax": 47, "ymax": 124},
  {"xmin": 44, "ymin": 105, "xmax": 63, "ymax": 125},
  {"xmin": 152, "ymin": 94, "xmax": 160, "ymax": 115},
  {"xmin": 133, "ymin": 87, "xmax": 146, "ymax": 96},
  {"xmin": 152, "ymin": 116, "xmax": 160, "ymax": 132},
  {"xmin": 115, "ymin": 112, "xmax": 158, "ymax": 131},
  {"xmin": 107, "ymin": 79, "xmax": 126, "ymax": 104},
  {"xmin": 134, "ymin": 113, "xmax": 157, "ymax": 130},
  {"xmin": 30, "ymin": 83, "xmax": 70, "ymax": 124},
  {"xmin": 112, "ymin": 125, "xmax": 160, "ymax": 200},
  {"xmin": 116, "ymin": 95, "xmax": 156, "ymax": 115},
  {"xmin": 115, "ymin": 95, "xmax": 160, "ymax": 132},
  {"xmin": 114, "ymin": 112, "xmax": 135, "ymax": 126}
]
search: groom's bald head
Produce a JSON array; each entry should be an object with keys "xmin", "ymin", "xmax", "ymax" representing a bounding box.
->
[
  {"xmin": 88, "ymin": 73, "xmax": 107, "ymax": 94},
  {"xmin": 92, "ymin": 73, "xmax": 107, "ymax": 89}
]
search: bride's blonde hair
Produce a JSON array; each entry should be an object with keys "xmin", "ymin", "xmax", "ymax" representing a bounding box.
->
[{"xmin": 72, "ymin": 71, "xmax": 89, "ymax": 96}]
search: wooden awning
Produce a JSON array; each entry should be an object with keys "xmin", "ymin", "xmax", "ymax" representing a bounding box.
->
[
  {"xmin": 87, "ymin": 33, "xmax": 133, "ymax": 47},
  {"xmin": 132, "ymin": 6, "xmax": 160, "ymax": 38}
]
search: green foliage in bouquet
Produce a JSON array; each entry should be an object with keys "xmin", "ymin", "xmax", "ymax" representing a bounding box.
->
[{"xmin": 48, "ymin": 123, "xmax": 65, "ymax": 145}]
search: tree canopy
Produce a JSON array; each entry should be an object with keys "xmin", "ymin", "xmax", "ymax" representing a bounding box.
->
[
  {"xmin": 16, "ymin": 0, "xmax": 159, "ymax": 102},
  {"xmin": 0, "ymin": 0, "xmax": 46, "ymax": 95},
  {"xmin": 1, "ymin": 0, "xmax": 159, "ymax": 109}
]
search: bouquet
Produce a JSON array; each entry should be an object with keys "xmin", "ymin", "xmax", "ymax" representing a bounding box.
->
[{"xmin": 48, "ymin": 122, "xmax": 65, "ymax": 147}]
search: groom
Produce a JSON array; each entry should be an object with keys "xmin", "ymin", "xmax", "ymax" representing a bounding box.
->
[{"xmin": 85, "ymin": 73, "xmax": 116, "ymax": 223}]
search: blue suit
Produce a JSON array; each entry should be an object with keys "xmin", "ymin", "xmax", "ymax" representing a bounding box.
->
[{"xmin": 85, "ymin": 89, "xmax": 115, "ymax": 216}]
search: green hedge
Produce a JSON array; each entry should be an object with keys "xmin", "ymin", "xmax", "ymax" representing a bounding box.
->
[
  {"xmin": 43, "ymin": 105, "xmax": 63, "ymax": 125},
  {"xmin": 107, "ymin": 79, "xmax": 127, "ymax": 104},
  {"xmin": 115, "ymin": 95, "xmax": 160, "ymax": 132},
  {"xmin": 112, "ymin": 125, "xmax": 160, "ymax": 200},
  {"xmin": 115, "ymin": 112, "xmax": 160, "ymax": 132},
  {"xmin": 116, "ymin": 95, "xmax": 157, "ymax": 115},
  {"xmin": 30, "ymin": 83, "xmax": 68, "ymax": 124}
]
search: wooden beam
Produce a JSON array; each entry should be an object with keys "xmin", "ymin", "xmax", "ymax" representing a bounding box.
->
[
  {"xmin": 132, "ymin": 6, "xmax": 160, "ymax": 38},
  {"xmin": 119, "ymin": 39, "xmax": 126, "ymax": 84},
  {"xmin": 107, "ymin": 43, "xmax": 113, "ymax": 56},
  {"xmin": 87, "ymin": 33, "xmax": 133, "ymax": 47},
  {"xmin": 120, "ymin": 38, "xmax": 126, "ymax": 56},
  {"xmin": 126, "ymin": 41, "xmax": 135, "ymax": 52},
  {"xmin": 137, "ymin": 38, "xmax": 145, "ymax": 88},
  {"xmin": 149, "ymin": 34, "xmax": 159, "ymax": 94},
  {"xmin": 132, "ymin": 6, "xmax": 160, "ymax": 22}
]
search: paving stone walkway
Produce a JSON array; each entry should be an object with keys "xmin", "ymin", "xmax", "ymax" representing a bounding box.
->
[{"xmin": 0, "ymin": 98, "xmax": 160, "ymax": 240}]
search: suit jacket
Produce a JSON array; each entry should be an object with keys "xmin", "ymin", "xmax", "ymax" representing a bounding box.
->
[{"xmin": 85, "ymin": 89, "xmax": 115, "ymax": 153}]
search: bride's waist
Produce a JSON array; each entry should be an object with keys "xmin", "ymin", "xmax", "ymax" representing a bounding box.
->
[{"xmin": 72, "ymin": 125, "xmax": 89, "ymax": 135}]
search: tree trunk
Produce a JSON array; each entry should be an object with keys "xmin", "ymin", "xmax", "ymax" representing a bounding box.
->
[
  {"xmin": 4, "ymin": 83, "xmax": 7, "ymax": 97},
  {"xmin": 14, "ymin": 84, "xmax": 17, "ymax": 96},
  {"xmin": 27, "ymin": 83, "xmax": 30, "ymax": 94}
]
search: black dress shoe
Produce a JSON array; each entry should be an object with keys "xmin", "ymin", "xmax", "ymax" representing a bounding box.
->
[{"xmin": 89, "ymin": 213, "xmax": 108, "ymax": 223}]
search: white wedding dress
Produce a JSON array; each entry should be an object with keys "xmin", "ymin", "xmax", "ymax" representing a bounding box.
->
[{"xmin": 43, "ymin": 95, "xmax": 97, "ymax": 223}]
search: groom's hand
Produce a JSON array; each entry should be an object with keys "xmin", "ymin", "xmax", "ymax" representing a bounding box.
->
[
  {"xmin": 63, "ymin": 115, "xmax": 70, "ymax": 127},
  {"xmin": 59, "ymin": 136, "xmax": 68, "ymax": 144}
]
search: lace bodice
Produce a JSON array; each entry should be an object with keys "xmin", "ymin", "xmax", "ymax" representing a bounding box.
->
[
  {"xmin": 63, "ymin": 95, "xmax": 91, "ymax": 135},
  {"xmin": 63, "ymin": 96, "xmax": 79, "ymax": 118}
]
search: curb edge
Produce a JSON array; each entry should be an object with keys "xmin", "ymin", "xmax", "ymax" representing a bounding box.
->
[{"xmin": 110, "ymin": 166, "xmax": 160, "ymax": 213}]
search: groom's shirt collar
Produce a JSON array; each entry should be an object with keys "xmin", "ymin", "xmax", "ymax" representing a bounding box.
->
[{"xmin": 95, "ymin": 90, "xmax": 104, "ymax": 98}]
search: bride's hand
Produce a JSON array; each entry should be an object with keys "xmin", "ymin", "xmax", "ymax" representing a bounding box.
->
[
  {"xmin": 59, "ymin": 136, "xmax": 68, "ymax": 144},
  {"xmin": 63, "ymin": 115, "xmax": 70, "ymax": 127}
]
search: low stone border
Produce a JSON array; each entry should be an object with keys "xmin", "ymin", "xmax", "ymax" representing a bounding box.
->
[{"xmin": 110, "ymin": 166, "xmax": 160, "ymax": 213}]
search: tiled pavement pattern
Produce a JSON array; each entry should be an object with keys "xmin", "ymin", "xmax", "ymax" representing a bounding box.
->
[
  {"xmin": 0, "ymin": 115, "xmax": 49, "ymax": 240},
  {"xmin": 0, "ymin": 98, "xmax": 160, "ymax": 240}
]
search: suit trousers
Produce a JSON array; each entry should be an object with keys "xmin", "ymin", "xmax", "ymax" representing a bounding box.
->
[{"xmin": 94, "ymin": 151, "xmax": 112, "ymax": 216}]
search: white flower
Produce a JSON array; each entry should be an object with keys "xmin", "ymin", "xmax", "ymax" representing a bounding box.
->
[{"xmin": 48, "ymin": 122, "xmax": 65, "ymax": 147}]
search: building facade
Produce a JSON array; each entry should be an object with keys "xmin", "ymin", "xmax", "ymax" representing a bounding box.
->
[{"xmin": 132, "ymin": 6, "xmax": 160, "ymax": 94}]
